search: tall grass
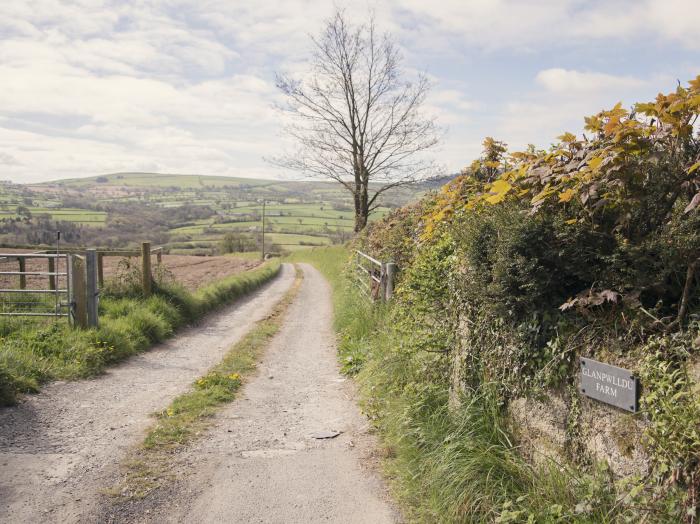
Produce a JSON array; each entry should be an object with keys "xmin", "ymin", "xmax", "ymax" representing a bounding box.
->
[
  {"xmin": 0, "ymin": 260, "xmax": 280, "ymax": 406},
  {"xmin": 290, "ymin": 247, "xmax": 626, "ymax": 523}
]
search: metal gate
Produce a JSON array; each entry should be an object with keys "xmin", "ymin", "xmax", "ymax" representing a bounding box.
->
[
  {"xmin": 0, "ymin": 253, "xmax": 72, "ymax": 320},
  {"xmin": 353, "ymin": 250, "xmax": 396, "ymax": 301}
]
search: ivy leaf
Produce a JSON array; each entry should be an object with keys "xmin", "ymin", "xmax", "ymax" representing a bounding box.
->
[
  {"xmin": 588, "ymin": 156, "xmax": 603, "ymax": 171},
  {"xmin": 558, "ymin": 132, "xmax": 577, "ymax": 143}
]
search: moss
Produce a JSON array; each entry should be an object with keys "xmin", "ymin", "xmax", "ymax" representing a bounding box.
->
[{"xmin": 613, "ymin": 416, "xmax": 638, "ymax": 459}]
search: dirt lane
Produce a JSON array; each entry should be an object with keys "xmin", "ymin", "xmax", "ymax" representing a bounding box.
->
[
  {"xmin": 107, "ymin": 264, "xmax": 399, "ymax": 523},
  {"xmin": 0, "ymin": 264, "xmax": 295, "ymax": 523}
]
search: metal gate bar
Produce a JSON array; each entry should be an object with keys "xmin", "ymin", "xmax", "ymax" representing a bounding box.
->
[{"xmin": 0, "ymin": 253, "xmax": 71, "ymax": 320}]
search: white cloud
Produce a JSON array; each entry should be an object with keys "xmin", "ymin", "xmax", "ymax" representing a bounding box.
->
[
  {"xmin": 536, "ymin": 69, "xmax": 647, "ymax": 93},
  {"xmin": 0, "ymin": 1, "xmax": 697, "ymax": 182},
  {"xmin": 392, "ymin": 0, "xmax": 700, "ymax": 51},
  {"xmin": 496, "ymin": 69, "xmax": 671, "ymax": 153}
]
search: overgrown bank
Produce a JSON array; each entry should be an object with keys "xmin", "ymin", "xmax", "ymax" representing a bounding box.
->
[
  {"xmin": 0, "ymin": 260, "xmax": 281, "ymax": 406},
  {"xmin": 292, "ymin": 248, "xmax": 625, "ymax": 522},
  {"xmin": 298, "ymin": 75, "xmax": 700, "ymax": 523}
]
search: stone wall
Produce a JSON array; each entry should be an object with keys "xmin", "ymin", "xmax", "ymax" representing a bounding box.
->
[{"xmin": 508, "ymin": 392, "xmax": 650, "ymax": 478}]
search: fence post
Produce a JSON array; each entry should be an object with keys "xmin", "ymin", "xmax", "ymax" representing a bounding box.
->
[
  {"xmin": 384, "ymin": 262, "xmax": 396, "ymax": 301},
  {"xmin": 48, "ymin": 258, "xmax": 56, "ymax": 290},
  {"xmin": 141, "ymin": 242, "xmax": 152, "ymax": 296},
  {"xmin": 70, "ymin": 255, "xmax": 87, "ymax": 329},
  {"xmin": 379, "ymin": 262, "xmax": 387, "ymax": 301},
  {"xmin": 18, "ymin": 258, "xmax": 26, "ymax": 289},
  {"xmin": 156, "ymin": 248, "xmax": 162, "ymax": 265},
  {"xmin": 97, "ymin": 253, "xmax": 104, "ymax": 287},
  {"xmin": 86, "ymin": 249, "xmax": 99, "ymax": 328}
]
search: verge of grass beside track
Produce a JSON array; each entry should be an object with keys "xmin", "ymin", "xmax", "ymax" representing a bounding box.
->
[{"xmin": 0, "ymin": 260, "xmax": 281, "ymax": 406}]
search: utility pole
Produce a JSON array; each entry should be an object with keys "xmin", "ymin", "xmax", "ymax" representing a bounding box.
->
[{"xmin": 261, "ymin": 200, "xmax": 266, "ymax": 260}]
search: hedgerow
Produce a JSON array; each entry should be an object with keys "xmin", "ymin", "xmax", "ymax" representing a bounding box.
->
[{"xmin": 353, "ymin": 76, "xmax": 700, "ymax": 521}]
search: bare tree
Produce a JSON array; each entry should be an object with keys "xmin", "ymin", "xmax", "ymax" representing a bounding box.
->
[{"xmin": 272, "ymin": 11, "xmax": 440, "ymax": 232}]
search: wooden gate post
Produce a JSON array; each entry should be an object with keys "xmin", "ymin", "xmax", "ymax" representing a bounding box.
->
[
  {"xmin": 97, "ymin": 253, "xmax": 104, "ymax": 287},
  {"xmin": 384, "ymin": 262, "xmax": 396, "ymax": 301},
  {"xmin": 18, "ymin": 258, "xmax": 26, "ymax": 290},
  {"xmin": 70, "ymin": 255, "xmax": 87, "ymax": 329},
  {"xmin": 379, "ymin": 263, "xmax": 387, "ymax": 301},
  {"xmin": 48, "ymin": 257, "xmax": 56, "ymax": 290},
  {"xmin": 141, "ymin": 242, "xmax": 152, "ymax": 296},
  {"xmin": 85, "ymin": 249, "xmax": 99, "ymax": 328}
]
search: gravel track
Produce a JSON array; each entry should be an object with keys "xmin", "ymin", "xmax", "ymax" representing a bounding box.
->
[
  {"xmin": 0, "ymin": 262, "xmax": 399, "ymax": 523},
  {"xmin": 0, "ymin": 264, "xmax": 295, "ymax": 523},
  {"xmin": 104, "ymin": 263, "xmax": 399, "ymax": 523}
]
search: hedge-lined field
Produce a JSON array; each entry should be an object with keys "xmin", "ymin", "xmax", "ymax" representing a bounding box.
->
[{"xmin": 2, "ymin": 174, "xmax": 404, "ymax": 252}]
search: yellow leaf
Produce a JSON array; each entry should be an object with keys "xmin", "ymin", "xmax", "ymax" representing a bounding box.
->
[
  {"xmin": 688, "ymin": 161, "xmax": 700, "ymax": 174},
  {"xmin": 531, "ymin": 185, "xmax": 556, "ymax": 204},
  {"xmin": 485, "ymin": 179, "xmax": 512, "ymax": 204},
  {"xmin": 558, "ymin": 132, "xmax": 577, "ymax": 143},
  {"xmin": 565, "ymin": 218, "xmax": 578, "ymax": 225},
  {"xmin": 588, "ymin": 157, "xmax": 603, "ymax": 170},
  {"xmin": 559, "ymin": 188, "xmax": 576, "ymax": 203}
]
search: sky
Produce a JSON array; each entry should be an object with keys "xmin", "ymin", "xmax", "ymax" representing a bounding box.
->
[{"xmin": 0, "ymin": 0, "xmax": 699, "ymax": 184}]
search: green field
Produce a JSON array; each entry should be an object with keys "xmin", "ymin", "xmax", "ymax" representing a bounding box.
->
[{"xmin": 1, "ymin": 172, "xmax": 437, "ymax": 252}]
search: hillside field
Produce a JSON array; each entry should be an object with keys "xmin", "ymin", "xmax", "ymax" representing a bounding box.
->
[{"xmin": 0, "ymin": 172, "xmax": 441, "ymax": 253}]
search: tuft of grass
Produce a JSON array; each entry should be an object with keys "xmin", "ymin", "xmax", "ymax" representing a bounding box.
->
[
  {"xmin": 0, "ymin": 260, "xmax": 281, "ymax": 406},
  {"xmin": 112, "ymin": 266, "xmax": 303, "ymax": 500}
]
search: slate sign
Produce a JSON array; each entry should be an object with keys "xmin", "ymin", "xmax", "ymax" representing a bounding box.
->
[{"xmin": 579, "ymin": 357, "xmax": 639, "ymax": 413}]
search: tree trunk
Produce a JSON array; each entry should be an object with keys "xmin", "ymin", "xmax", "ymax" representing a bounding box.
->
[
  {"xmin": 354, "ymin": 194, "xmax": 368, "ymax": 232},
  {"xmin": 353, "ymin": 175, "xmax": 370, "ymax": 232},
  {"xmin": 354, "ymin": 210, "xmax": 368, "ymax": 232}
]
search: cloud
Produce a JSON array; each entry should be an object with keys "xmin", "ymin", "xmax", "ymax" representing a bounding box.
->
[
  {"xmin": 535, "ymin": 69, "xmax": 647, "ymax": 93},
  {"xmin": 0, "ymin": 1, "xmax": 697, "ymax": 182},
  {"xmin": 424, "ymin": 89, "xmax": 475, "ymax": 125},
  {"xmin": 391, "ymin": 0, "xmax": 700, "ymax": 51},
  {"xmin": 0, "ymin": 152, "xmax": 20, "ymax": 166},
  {"xmin": 496, "ymin": 68, "xmax": 670, "ymax": 153}
]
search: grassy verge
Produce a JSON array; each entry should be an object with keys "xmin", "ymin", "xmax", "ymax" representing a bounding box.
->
[
  {"xmin": 0, "ymin": 260, "xmax": 281, "ymax": 406},
  {"xmin": 112, "ymin": 266, "xmax": 303, "ymax": 499},
  {"xmin": 287, "ymin": 247, "xmax": 635, "ymax": 523},
  {"xmin": 287, "ymin": 246, "xmax": 382, "ymax": 375}
]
